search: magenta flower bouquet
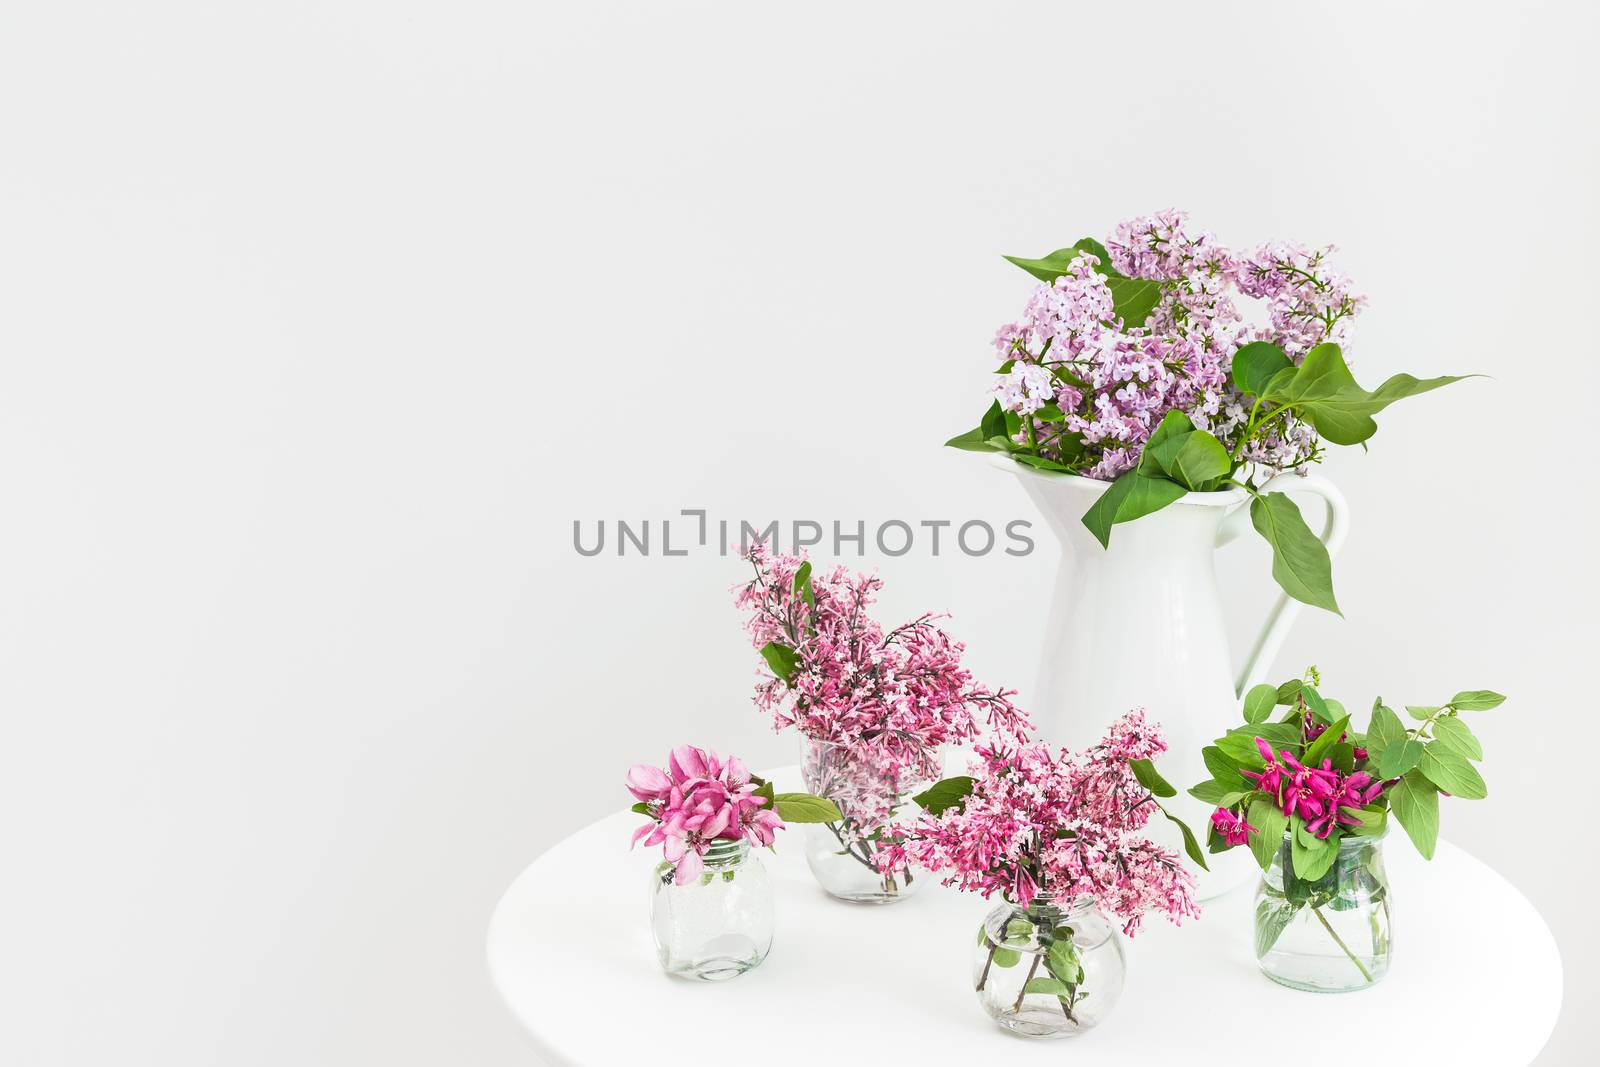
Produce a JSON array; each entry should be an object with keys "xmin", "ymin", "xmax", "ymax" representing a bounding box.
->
[
  {"xmin": 947, "ymin": 210, "xmax": 1469, "ymax": 614},
  {"xmin": 1192, "ymin": 670, "xmax": 1504, "ymax": 991},
  {"xmin": 881, "ymin": 712, "xmax": 1204, "ymax": 1037},
  {"xmin": 735, "ymin": 542, "xmax": 1030, "ymax": 902},
  {"xmin": 627, "ymin": 744, "xmax": 839, "ymax": 981}
]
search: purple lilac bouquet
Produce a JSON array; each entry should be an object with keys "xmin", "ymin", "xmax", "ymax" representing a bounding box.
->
[
  {"xmin": 883, "ymin": 711, "xmax": 1205, "ymax": 935},
  {"xmin": 627, "ymin": 744, "xmax": 839, "ymax": 884},
  {"xmin": 734, "ymin": 542, "xmax": 1031, "ymax": 893},
  {"xmin": 947, "ymin": 210, "xmax": 1471, "ymax": 614},
  {"xmin": 1192, "ymin": 669, "xmax": 1502, "ymax": 973}
]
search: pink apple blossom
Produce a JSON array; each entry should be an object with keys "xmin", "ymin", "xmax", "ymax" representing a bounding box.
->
[{"xmin": 627, "ymin": 744, "xmax": 784, "ymax": 884}]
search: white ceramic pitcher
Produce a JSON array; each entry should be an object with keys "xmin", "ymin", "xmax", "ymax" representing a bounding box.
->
[{"xmin": 996, "ymin": 457, "xmax": 1350, "ymax": 897}]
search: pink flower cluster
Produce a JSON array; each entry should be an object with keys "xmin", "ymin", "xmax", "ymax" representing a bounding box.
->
[
  {"xmin": 735, "ymin": 543, "xmax": 1030, "ymax": 783},
  {"xmin": 882, "ymin": 711, "xmax": 1200, "ymax": 935},
  {"xmin": 1235, "ymin": 737, "xmax": 1386, "ymax": 840},
  {"xmin": 627, "ymin": 744, "xmax": 784, "ymax": 884},
  {"xmin": 991, "ymin": 210, "xmax": 1366, "ymax": 479}
]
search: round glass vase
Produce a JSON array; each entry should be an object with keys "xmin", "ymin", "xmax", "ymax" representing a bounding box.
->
[
  {"xmin": 972, "ymin": 894, "xmax": 1126, "ymax": 1038},
  {"xmin": 799, "ymin": 737, "xmax": 929, "ymax": 904},
  {"xmin": 649, "ymin": 839, "xmax": 773, "ymax": 981},
  {"xmin": 1254, "ymin": 830, "xmax": 1391, "ymax": 992}
]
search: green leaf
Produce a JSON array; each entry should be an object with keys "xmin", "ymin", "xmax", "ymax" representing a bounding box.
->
[
  {"xmin": 1188, "ymin": 779, "xmax": 1247, "ymax": 806},
  {"xmin": 772, "ymin": 793, "xmax": 844, "ymax": 823},
  {"xmin": 1254, "ymin": 720, "xmax": 1307, "ymax": 746},
  {"xmin": 1161, "ymin": 804, "xmax": 1210, "ymax": 871},
  {"xmin": 1389, "ymin": 770, "xmax": 1440, "ymax": 859},
  {"xmin": 629, "ymin": 801, "xmax": 652, "ymax": 816},
  {"xmin": 759, "ymin": 641, "xmax": 799, "ymax": 682},
  {"xmin": 1135, "ymin": 410, "xmax": 1231, "ymax": 491},
  {"xmin": 1290, "ymin": 831, "xmax": 1337, "ymax": 882},
  {"xmin": 943, "ymin": 426, "xmax": 999, "ymax": 452},
  {"xmin": 1302, "ymin": 715, "xmax": 1349, "ymax": 768},
  {"xmin": 1022, "ymin": 977, "xmax": 1074, "ymax": 997},
  {"xmin": 1034, "ymin": 402, "xmax": 1065, "ymax": 423},
  {"xmin": 1347, "ymin": 804, "xmax": 1388, "ymax": 837},
  {"xmin": 1202, "ymin": 744, "xmax": 1245, "ymax": 782},
  {"xmin": 751, "ymin": 778, "xmax": 775, "ymax": 806},
  {"xmin": 1301, "ymin": 686, "xmax": 1331, "ymax": 723},
  {"xmin": 1080, "ymin": 469, "xmax": 1188, "ymax": 548},
  {"xmin": 1377, "ymin": 737, "xmax": 1425, "ymax": 779},
  {"xmin": 990, "ymin": 946, "xmax": 1021, "ymax": 968},
  {"xmin": 1365, "ymin": 701, "xmax": 1406, "ymax": 764},
  {"xmin": 946, "ymin": 401, "xmax": 1010, "ymax": 452},
  {"xmin": 1129, "ymin": 757, "xmax": 1176, "ymax": 798},
  {"xmin": 1047, "ymin": 939, "xmax": 1083, "ymax": 984},
  {"xmin": 1432, "ymin": 716, "xmax": 1483, "ymax": 761},
  {"xmin": 1264, "ymin": 343, "xmax": 1469, "ymax": 446},
  {"xmin": 1449, "ymin": 690, "xmax": 1506, "ymax": 712},
  {"xmin": 1232, "ymin": 341, "xmax": 1294, "ymax": 398},
  {"xmin": 1418, "ymin": 747, "xmax": 1487, "ymax": 799},
  {"xmin": 912, "ymin": 776, "xmax": 975, "ymax": 816},
  {"xmin": 1216, "ymin": 730, "xmax": 1269, "ymax": 768},
  {"xmin": 1242, "ymin": 683, "xmax": 1278, "ymax": 725},
  {"xmin": 1011, "ymin": 452, "xmax": 1077, "ymax": 473},
  {"xmin": 1169, "ymin": 431, "xmax": 1232, "ymax": 491},
  {"xmin": 1255, "ymin": 898, "xmax": 1300, "ymax": 957},
  {"xmin": 1138, "ymin": 410, "xmax": 1197, "ymax": 478},
  {"xmin": 1072, "ymin": 236, "xmax": 1110, "ymax": 262},
  {"xmin": 1327, "ymin": 742, "xmax": 1357, "ymax": 773},
  {"xmin": 1001, "ymin": 241, "xmax": 1101, "ymax": 283},
  {"xmin": 981, "ymin": 399, "xmax": 1008, "ymax": 440},
  {"xmin": 1275, "ymin": 678, "xmax": 1304, "ymax": 705},
  {"xmin": 1248, "ymin": 796, "xmax": 1288, "ymax": 870},
  {"xmin": 1105, "ymin": 274, "xmax": 1165, "ymax": 328},
  {"xmin": 1406, "ymin": 705, "xmax": 1441, "ymax": 721},
  {"xmin": 793, "ymin": 561, "xmax": 814, "ymax": 614},
  {"xmin": 1250, "ymin": 491, "xmax": 1341, "ymax": 615}
]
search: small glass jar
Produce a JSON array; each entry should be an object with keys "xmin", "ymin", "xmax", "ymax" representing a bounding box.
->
[
  {"xmin": 1254, "ymin": 831, "xmax": 1391, "ymax": 992},
  {"xmin": 649, "ymin": 839, "xmax": 773, "ymax": 980},
  {"xmin": 799, "ymin": 737, "xmax": 930, "ymax": 904},
  {"xmin": 972, "ymin": 894, "xmax": 1126, "ymax": 1038}
]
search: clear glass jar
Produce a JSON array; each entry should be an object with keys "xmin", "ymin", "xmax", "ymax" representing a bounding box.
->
[
  {"xmin": 649, "ymin": 839, "xmax": 773, "ymax": 981},
  {"xmin": 799, "ymin": 737, "xmax": 930, "ymax": 904},
  {"xmin": 972, "ymin": 894, "xmax": 1126, "ymax": 1038},
  {"xmin": 1254, "ymin": 831, "xmax": 1391, "ymax": 992}
]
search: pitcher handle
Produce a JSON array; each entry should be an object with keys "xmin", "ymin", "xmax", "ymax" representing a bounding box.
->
[{"xmin": 1220, "ymin": 474, "xmax": 1352, "ymax": 697}]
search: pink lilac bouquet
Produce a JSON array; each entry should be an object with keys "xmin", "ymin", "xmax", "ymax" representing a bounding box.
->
[
  {"xmin": 735, "ymin": 542, "xmax": 1031, "ymax": 782},
  {"xmin": 947, "ymin": 210, "xmax": 1471, "ymax": 616},
  {"xmin": 627, "ymin": 744, "xmax": 839, "ymax": 884},
  {"xmin": 882, "ymin": 711, "xmax": 1205, "ymax": 936},
  {"xmin": 734, "ymin": 543, "xmax": 1031, "ymax": 894}
]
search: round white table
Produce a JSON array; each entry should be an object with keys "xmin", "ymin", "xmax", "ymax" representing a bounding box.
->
[{"xmin": 488, "ymin": 766, "xmax": 1562, "ymax": 1065}]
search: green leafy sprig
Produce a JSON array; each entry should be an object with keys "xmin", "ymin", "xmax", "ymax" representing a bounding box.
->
[{"xmin": 1190, "ymin": 670, "xmax": 1504, "ymax": 869}]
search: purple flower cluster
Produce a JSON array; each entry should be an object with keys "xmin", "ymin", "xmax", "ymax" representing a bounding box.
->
[{"xmin": 990, "ymin": 210, "xmax": 1365, "ymax": 480}]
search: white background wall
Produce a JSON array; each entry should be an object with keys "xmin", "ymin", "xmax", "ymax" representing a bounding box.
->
[{"xmin": 3, "ymin": 2, "xmax": 1594, "ymax": 1063}]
